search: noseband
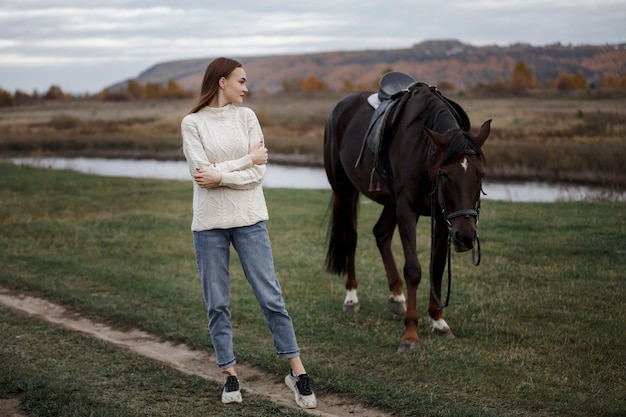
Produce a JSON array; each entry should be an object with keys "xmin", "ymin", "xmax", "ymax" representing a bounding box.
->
[{"xmin": 429, "ymin": 165, "xmax": 483, "ymax": 310}]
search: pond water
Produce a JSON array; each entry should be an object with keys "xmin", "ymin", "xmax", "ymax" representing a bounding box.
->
[{"xmin": 9, "ymin": 157, "xmax": 625, "ymax": 202}]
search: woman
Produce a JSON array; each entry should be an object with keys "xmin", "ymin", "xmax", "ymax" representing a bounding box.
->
[{"xmin": 180, "ymin": 57, "xmax": 316, "ymax": 409}]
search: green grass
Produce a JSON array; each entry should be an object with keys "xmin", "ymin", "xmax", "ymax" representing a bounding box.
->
[
  {"xmin": 1, "ymin": 163, "xmax": 625, "ymax": 416},
  {"xmin": 0, "ymin": 308, "xmax": 307, "ymax": 417}
]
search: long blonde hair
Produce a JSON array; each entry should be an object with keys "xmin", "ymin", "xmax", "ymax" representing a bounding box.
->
[{"xmin": 189, "ymin": 57, "xmax": 242, "ymax": 114}]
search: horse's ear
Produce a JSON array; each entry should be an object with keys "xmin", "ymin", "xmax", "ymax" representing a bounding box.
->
[
  {"xmin": 424, "ymin": 127, "xmax": 448, "ymax": 150},
  {"xmin": 474, "ymin": 119, "xmax": 491, "ymax": 147}
]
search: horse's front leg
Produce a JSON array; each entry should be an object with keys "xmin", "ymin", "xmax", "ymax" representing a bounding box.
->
[
  {"xmin": 373, "ymin": 204, "xmax": 406, "ymax": 316},
  {"xmin": 396, "ymin": 209, "xmax": 421, "ymax": 352},
  {"xmin": 428, "ymin": 219, "xmax": 455, "ymax": 338}
]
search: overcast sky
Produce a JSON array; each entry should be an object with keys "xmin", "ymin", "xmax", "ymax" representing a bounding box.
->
[{"xmin": 1, "ymin": 0, "xmax": 624, "ymax": 94}]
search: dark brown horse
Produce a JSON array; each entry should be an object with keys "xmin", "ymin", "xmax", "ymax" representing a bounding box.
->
[{"xmin": 324, "ymin": 81, "xmax": 491, "ymax": 352}]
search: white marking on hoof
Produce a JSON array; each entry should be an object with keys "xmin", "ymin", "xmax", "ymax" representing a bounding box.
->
[
  {"xmin": 343, "ymin": 289, "xmax": 360, "ymax": 312},
  {"xmin": 432, "ymin": 318, "xmax": 450, "ymax": 332},
  {"xmin": 389, "ymin": 293, "xmax": 406, "ymax": 304},
  {"xmin": 431, "ymin": 318, "xmax": 455, "ymax": 338},
  {"xmin": 387, "ymin": 293, "xmax": 407, "ymax": 316}
]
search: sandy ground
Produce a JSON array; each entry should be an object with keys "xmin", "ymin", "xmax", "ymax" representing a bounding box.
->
[
  {"xmin": 0, "ymin": 287, "xmax": 392, "ymax": 417},
  {"xmin": 0, "ymin": 397, "xmax": 24, "ymax": 417}
]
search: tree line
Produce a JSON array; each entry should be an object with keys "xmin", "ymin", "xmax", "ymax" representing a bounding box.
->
[
  {"xmin": 1, "ymin": 61, "xmax": 625, "ymax": 107},
  {"xmin": 0, "ymin": 79, "xmax": 193, "ymax": 107},
  {"xmin": 470, "ymin": 61, "xmax": 623, "ymax": 94}
]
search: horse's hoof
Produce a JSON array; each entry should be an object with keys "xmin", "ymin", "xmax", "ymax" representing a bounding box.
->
[
  {"xmin": 387, "ymin": 298, "xmax": 406, "ymax": 316},
  {"xmin": 431, "ymin": 328, "xmax": 455, "ymax": 338},
  {"xmin": 343, "ymin": 302, "xmax": 360, "ymax": 312},
  {"xmin": 397, "ymin": 340, "xmax": 420, "ymax": 353}
]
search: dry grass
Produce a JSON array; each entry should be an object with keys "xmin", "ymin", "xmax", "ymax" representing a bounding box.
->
[{"xmin": 1, "ymin": 92, "xmax": 625, "ymax": 187}]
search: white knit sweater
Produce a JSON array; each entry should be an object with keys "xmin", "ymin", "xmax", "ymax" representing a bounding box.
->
[{"xmin": 181, "ymin": 104, "xmax": 268, "ymax": 231}]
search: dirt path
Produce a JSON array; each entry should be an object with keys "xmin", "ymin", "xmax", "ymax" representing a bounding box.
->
[{"xmin": 0, "ymin": 288, "xmax": 391, "ymax": 417}]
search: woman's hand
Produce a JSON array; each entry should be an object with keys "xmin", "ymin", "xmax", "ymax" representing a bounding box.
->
[
  {"xmin": 193, "ymin": 169, "xmax": 222, "ymax": 188},
  {"xmin": 249, "ymin": 142, "xmax": 268, "ymax": 165}
]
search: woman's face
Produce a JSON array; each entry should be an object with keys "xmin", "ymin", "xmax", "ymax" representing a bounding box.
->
[{"xmin": 220, "ymin": 67, "xmax": 248, "ymax": 105}]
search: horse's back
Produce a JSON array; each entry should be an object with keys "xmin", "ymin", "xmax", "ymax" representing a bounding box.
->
[{"xmin": 326, "ymin": 91, "xmax": 373, "ymax": 146}]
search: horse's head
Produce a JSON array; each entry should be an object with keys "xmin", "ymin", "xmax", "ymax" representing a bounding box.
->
[{"xmin": 425, "ymin": 120, "xmax": 491, "ymax": 252}]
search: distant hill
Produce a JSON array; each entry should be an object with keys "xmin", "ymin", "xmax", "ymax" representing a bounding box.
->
[{"xmin": 117, "ymin": 40, "xmax": 626, "ymax": 93}]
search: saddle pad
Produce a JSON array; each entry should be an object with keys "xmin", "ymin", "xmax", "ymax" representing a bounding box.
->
[{"xmin": 367, "ymin": 93, "xmax": 381, "ymax": 109}]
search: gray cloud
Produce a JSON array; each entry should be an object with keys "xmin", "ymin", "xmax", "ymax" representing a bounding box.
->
[{"xmin": 0, "ymin": 0, "xmax": 624, "ymax": 93}]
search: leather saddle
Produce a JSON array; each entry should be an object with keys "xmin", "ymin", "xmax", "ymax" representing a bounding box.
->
[
  {"xmin": 363, "ymin": 72, "xmax": 417, "ymax": 157},
  {"xmin": 357, "ymin": 71, "xmax": 471, "ymax": 192}
]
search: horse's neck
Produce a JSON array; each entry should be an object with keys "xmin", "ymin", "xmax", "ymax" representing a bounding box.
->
[{"xmin": 428, "ymin": 102, "xmax": 460, "ymax": 132}]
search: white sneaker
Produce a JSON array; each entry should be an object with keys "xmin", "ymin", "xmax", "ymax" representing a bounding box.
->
[
  {"xmin": 285, "ymin": 370, "xmax": 317, "ymax": 409},
  {"xmin": 221, "ymin": 374, "xmax": 242, "ymax": 404}
]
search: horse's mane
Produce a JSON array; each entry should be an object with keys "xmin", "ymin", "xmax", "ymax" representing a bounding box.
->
[{"xmin": 421, "ymin": 91, "xmax": 485, "ymax": 173}]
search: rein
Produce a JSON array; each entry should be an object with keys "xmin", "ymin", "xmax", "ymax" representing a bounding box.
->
[{"xmin": 429, "ymin": 168, "xmax": 483, "ymax": 310}]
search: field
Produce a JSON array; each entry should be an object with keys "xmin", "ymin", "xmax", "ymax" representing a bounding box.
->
[
  {"xmin": 0, "ymin": 164, "xmax": 624, "ymax": 416},
  {"xmin": 1, "ymin": 91, "xmax": 625, "ymax": 188}
]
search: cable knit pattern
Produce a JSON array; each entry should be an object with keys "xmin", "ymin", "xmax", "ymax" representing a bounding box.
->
[{"xmin": 181, "ymin": 104, "xmax": 268, "ymax": 231}]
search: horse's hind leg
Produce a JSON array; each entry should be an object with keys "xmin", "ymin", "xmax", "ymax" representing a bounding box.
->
[
  {"xmin": 325, "ymin": 187, "xmax": 360, "ymax": 312},
  {"xmin": 373, "ymin": 205, "xmax": 406, "ymax": 316},
  {"xmin": 339, "ymin": 190, "xmax": 360, "ymax": 312}
]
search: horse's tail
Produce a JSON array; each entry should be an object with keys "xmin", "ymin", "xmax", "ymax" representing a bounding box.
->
[
  {"xmin": 325, "ymin": 190, "xmax": 359, "ymax": 275},
  {"xmin": 323, "ymin": 96, "xmax": 361, "ymax": 275}
]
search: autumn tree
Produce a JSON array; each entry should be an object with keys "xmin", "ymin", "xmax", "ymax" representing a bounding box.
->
[
  {"xmin": 164, "ymin": 79, "xmax": 190, "ymax": 98},
  {"xmin": 571, "ymin": 72, "xmax": 588, "ymax": 89},
  {"xmin": 436, "ymin": 80, "xmax": 455, "ymax": 92},
  {"xmin": 509, "ymin": 61, "xmax": 536, "ymax": 91},
  {"xmin": 301, "ymin": 75, "xmax": 328, "ymax": 93},
  {"xmin": 99, "ymin": 79, "xmax": 190, "ymax": 100},
  {"xmin": 555, "ymin": 73, "xmax": 573, "ymax": 90},
  {"xmin": 473, "ymin": 78, "xmax": 506, "ymax": 95},
  {"xmin": 44, "ymin": 85, "xmax": 68, "ymax": 100},
  {"xmin": 0, "ymin": 88, "xmax": 13, "ymax": 107},
  {"xmin": 281, "ymin": 77, "xmax": 304, "ymax": 93},
  {"xmin": 14, "ymin": 90, "xmax": 35, "ymax": 105},
  {"xmin": 340, "ymin": 79, "xmax": 356, "ymax": 93},
  {"xmin": 555, "ymin": 72, "xmax": 588, "ymax": 90},
  {"xmin": 126, "ymin": 79, "xmax": 143, "ymax": 99},
  {"xmin": 601, "ymin": 74, "xmax": 626, "ymax": 89},
  {"xmin": 96, "ymin": 87, "xmax": 132, "ymax": 101},
  {"xmin": 143, "ymin": 82, "xmax": 163, "ymax": 99}
]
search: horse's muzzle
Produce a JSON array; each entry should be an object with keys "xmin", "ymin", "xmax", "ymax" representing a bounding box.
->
[{"xmin": 453, "ymin": 229, "xmax": 476, "ymax": 252}]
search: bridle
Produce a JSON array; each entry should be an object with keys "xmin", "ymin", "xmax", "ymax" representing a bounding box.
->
[{"xmin": 429, "ymin": 163, "xmax": 484, "ymax": 310}]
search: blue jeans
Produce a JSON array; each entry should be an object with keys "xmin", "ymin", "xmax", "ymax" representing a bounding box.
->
[{"xmin": 193, "ymin": 221, "xmax": 300, "ymax": 368}]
